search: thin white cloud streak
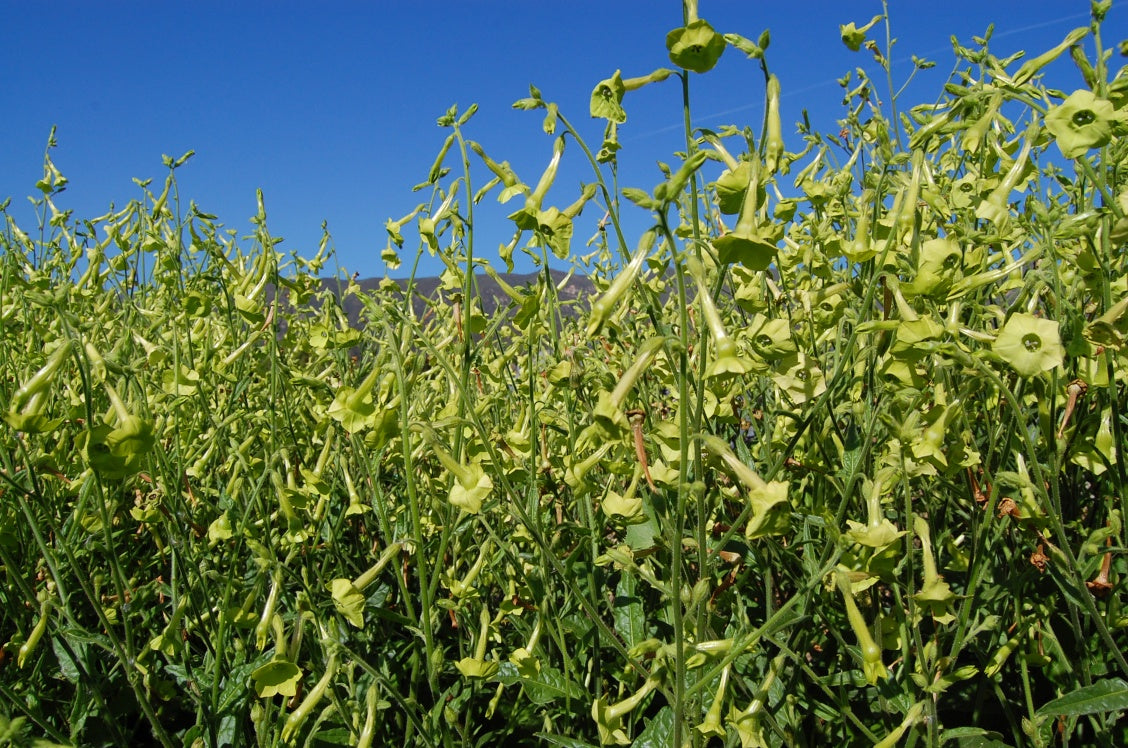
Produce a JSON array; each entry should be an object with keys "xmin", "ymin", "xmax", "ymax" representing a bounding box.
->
[{"xmin": 627, "ymin": 5, "xmax": 1113, "ymax": 141}]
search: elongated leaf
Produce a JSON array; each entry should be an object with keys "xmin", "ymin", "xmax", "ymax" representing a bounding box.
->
[
  {"xmin": 1037, "ymin": 678, "xmax": 1128, "ymax": 716},
  {"xmin": 613, "ymin": 573, "xmax": 645, "ymax": 650},
  {"xmin": 522, "ymin": 665, "xmax": 586, "ymax": 706},
  {"xmin": 535, "ymin": 735, "xmax": 599, "ymax": 748},
  {"xmin": 940, "ymin": 726, "xmax": 1013, "ymax": 747},
  {"xmin": 633, "ymin": 707, "xmax": 674, "ymax": 748}
]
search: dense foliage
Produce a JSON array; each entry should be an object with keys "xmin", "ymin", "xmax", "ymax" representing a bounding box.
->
[{"xmin": 3, "ymin": 2, "xmax": 1128, "ymax": 745}]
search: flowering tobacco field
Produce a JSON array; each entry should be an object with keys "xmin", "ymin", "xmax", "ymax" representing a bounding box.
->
[{"xmin": 3, "ymin": 2, "xmax": 1128, "ymax": 745}]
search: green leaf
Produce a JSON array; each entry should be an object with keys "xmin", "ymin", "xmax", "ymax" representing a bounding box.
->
[
  {"xmin": 613, "ymin": 573, "xmax": 646, "ymax": 650},
  {"xmin": 1036, "ymin": 678, "xmax": 1128, "ymax": 716},
  {"xmin": 633, "ymin": 706, "xmax": 674, "ymax": 748},
  {"xmin": 940, "ymin": 727, "xmax": 1012, "ymax": 747},
  {"xmin": 535, "ymin": 735, "xmax": 600, "ymax": 748},
  {"xmin": 520, "ymin": 665, "xmax": 586, "ymax": 706},
  {"xmin": 51, "ymin": 636, "xmax": 82, "ymax": 684}
]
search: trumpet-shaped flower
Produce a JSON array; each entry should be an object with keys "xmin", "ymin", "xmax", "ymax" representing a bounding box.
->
[
  {"xmin": 713, "ymin": 161, "xmax": 753, "ymax": 215},
  {"xmin": 457, "ymin": 606, "xmax": 500, "ymax": 679},
  {"xmin": 1045, "ymin": 90, "xmax": 1117, "ymax": 158},
  {"xmin": 771, "ymin": 352, "xmax": 826, "ymax": 404},
  {"xmin": 448, "ymin": 462, "xmax": 493, "ymax": 515},
  {"xmin": 992, "ymin": 313, "xmax": 1064, "ymax": 378},
  {"xmin": 702, "ymin": 435, "xmax": 790, "ymax": 539},
  {"xmin": 591, "ymin": 677, "xmax": 660, "ymax": 745},
  {"xmin": 590, "ymin": 68, "xmax": 673, "ymax": 124},
  {"xmin": 712, "ymin": 158, "xmax": 779, "ymax": 270},
  {"xmin": 902, "ymin": 238, "xmax": 962, "ymax": 298},
  {"xmin": 836, "ymin": 570, "xmax": 888, "ymax": 685},
  {"xmin": 666, "ymin": 19, "xmax": 725, "ymax": 74},
  {"xmin": 912, "ymin": 515, "xmax": 956, "ymax": 624},
  {"xmin": 601, "ymin": 489, "xmax": 644, "ymax": 521}
]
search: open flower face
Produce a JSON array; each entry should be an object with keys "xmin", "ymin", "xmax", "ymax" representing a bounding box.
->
[
  {"xmin": 1045, "ymin": 90, "xmax": 1117, "ymax": 159},
  {"xmin": 666, "ymin": 19, "xmax": 725, "ymax": 74},
  {"xmin": 590, "ymin": 70, "xmax": 627, "ymax": 123},
  {"xmin": 992, "ymin": 313, "xmax": 1064, "ymax": 378}
]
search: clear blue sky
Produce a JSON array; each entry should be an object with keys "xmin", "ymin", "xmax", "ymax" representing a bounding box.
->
[{"xmin": 1, "ymin": 1, "xmax": 1119, "ymax": 280}]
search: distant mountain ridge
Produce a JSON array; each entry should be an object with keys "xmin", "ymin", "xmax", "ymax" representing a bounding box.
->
[{"xmin": 315, "ymin": 269, "xmax": 596, "ymax": 327}]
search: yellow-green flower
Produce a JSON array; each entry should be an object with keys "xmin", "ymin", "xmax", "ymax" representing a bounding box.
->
[
  {"xmin": 992, "ymin": 313, "xmax": 1064, "ymax": 378},
  {"xmin": 712, "ymin": 158, "xmax": 779, "ymax": 270},
  {"xmin": 713, "ymin": 161, "xmax": 753, "ymax": 215},
  {"xmin": 1045, "ymin": 90, "xmax": 1116, "ymax": 159},
  {"xmin": 590, "ymin": 70, "xmax": 627, "ymax": 123},
  {"xmin": 840, "ymin": 15, "xmax": 882, "ymax": 52},
  {"xmin": 590, "ymin": 68, "xmax": 672, "ymax": 124},
  {"xmin": 836, "ymin": 570, "xmax": 888, "ymax": 685},
  {"xmin": 666, "ymin": 19, "xmax": 725, "ymax": 74}
]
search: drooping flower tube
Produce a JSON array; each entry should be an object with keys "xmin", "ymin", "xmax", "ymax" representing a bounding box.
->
[
  {"xmin": 455, "ymin": 604, "xmax": 500, "ymax": 679},
  {"xmin": 4, "ymin": 338, "xmax": 71, "ymax": 433},
  {"xmin": 415, "ymin": 427, "xmax": 493, "ymax": 514},
  {"xmin": 763, "ymin": 74, "xmax": 784, "ymax": 175},
  {"xmin": 836, "ymin": 570, "xmax": 888, "ymax": 685},
  {"xmin": 686, "ymin": 257, "xmax": 753, "ymax": 377},
  {"xmin": 468, "ymin": 141, "xmax": 526, "ymax": 203},
  {"xmin": 845, "ymin": 470, "xmax": 904, "ymax": 549},
  {"xmin": 590, "ymin": 68, "xmax": 673, "ymax": 124},
  {"xmin": 591, "ymin": 676, "xmax": 661, "ymax": 745},
  {"xmin": 912, "ymin": 514, "xmax": 956, "ymax": 624},
  {"xmin": 509, "ymin": 135, "xmax": 565, "ymax": 231},
  {"xmin": 588, "ymin": 229, "xmax": 656, "ymax": 335},
  {"xmin": 695, "ymin": 662, "xmax": 730, "ymax": 738},
  {"xmin": 712, "ymin": 157, "xmax": 779, "ymax": 270},
  {"xmin": 1010, "ymin": 27, "xmax": 1088, "ymax": 86},
  {"xmin": 975, "ymin": 119, "xmax": 1037, "ymax": 228},
  {"xmin": 329, "ymin": 542, "xmax": 404, "ymax": 628},
  {"xmin": 702, "ymin": 435, "xmax": 790, "ymax": 538}
]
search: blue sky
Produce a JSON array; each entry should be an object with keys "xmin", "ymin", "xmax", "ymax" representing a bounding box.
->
[{"xmin": 1, "ymin": 1, "xmax": 1120, "ymax": 280}]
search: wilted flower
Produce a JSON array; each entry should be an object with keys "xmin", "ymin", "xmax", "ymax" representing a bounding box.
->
[
  {"xmin": 840, "ymin": 15, "xmax": 882, "ymax": 52},
  {"xmin": 1045, "ymin": 90, "xmax": 1117, "ymax": 159}
]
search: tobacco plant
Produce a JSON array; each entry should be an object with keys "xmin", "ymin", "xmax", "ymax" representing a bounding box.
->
[{"xmin": 3, "ymin": 1, "xmax": 1128, "ymax": 746}]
